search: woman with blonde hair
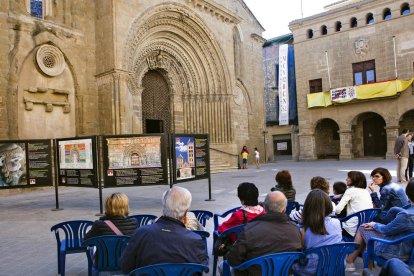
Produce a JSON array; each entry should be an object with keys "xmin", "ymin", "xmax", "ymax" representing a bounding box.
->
[{"xmin": 85, "ymin": 192, "xmax": 138, "ymax": 239}]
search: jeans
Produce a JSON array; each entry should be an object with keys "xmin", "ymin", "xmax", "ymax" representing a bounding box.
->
[{"xmin": 379, "ymin": 258, "xmax": 413, "ymax": 276}]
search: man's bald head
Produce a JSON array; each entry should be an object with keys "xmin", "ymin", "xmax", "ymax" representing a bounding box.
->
[{"xmin": 264, "ymin": 191, "xmax": 287, "ymax": 213}]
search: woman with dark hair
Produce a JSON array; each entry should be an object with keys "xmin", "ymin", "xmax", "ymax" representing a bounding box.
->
[
  {"xmin": 335, "ymin": 171, "xmax": 373, "ymax": 237},
  {"xmin": 218, "ymin": 182, "xmax": 264, "ymax": 237},
  {"xmin": 293, "ymin": 189, "xmax": 342, "ymax": 275},
  {"xmin": 368, "ymin": 167, "xmax": 408, "ymax": 212},
  {"xmin": 345, "ymin": 179, "xmax": 414, "ymax": 273},
  {"xmin": 270, "ymin": 170, "xmax": 296, "ymax": 201}
]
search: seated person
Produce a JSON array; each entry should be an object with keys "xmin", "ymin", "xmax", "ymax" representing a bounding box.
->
[
  {"xmin": 120, "ymin": 186, "xmax": 208, "ymax": 274},
  {"xmin": 292, "ymin": 189, "xmax": 342, "ymax": 275},
  {"xmin": 218, "ymin": 182, "xmax": 264, "ymax": 242},
  {"xmin": 225, "ymin": 191, "xmax": 302, "ymax": 275},
  {"xmin": 290, "ymin": 176, "xmax": 334, "ymax": 223},
  {"xmin": 335, "ymin": 171, "xmax": 373, "ymax": 238},
  {"xmin": 368, "ymin": 167, "xmax": 408, "ymax": 215},
  {"xmin": 331, "ymin": 181, "xmax": 347, "ymax": 218},
  {"xmin": 345, "ymin": 179, "xmax": 414, "ymax": 273},
  {"xmin": 379, "ymin": 258, "xmax": 413, "ymax": 276},
  {"xmin": 85, "ymin": 192, "xmax": 138, "ymax": 239},
  {"xmin": 270, "ymin": 170, "xmax": 296, "ymax": 201}
]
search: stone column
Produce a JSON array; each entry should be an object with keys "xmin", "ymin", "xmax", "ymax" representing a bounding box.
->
[
  {"xmin": 339, "ymin": 129, "xmax": 353, "ymax": 160},
  {"xmin": 298, "ymin": 131, "xmax": 316, "ymax": 160},
  {"xmin": 386, "ymin": 126, "xmax": 399, "ymax": 159}
]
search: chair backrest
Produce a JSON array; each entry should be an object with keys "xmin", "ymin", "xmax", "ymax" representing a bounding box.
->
[
  {"xmin": 213, "ymin": 207, "xmax": 241, "ymax": 231},
  {"xmin": 82, "ymin": 235, "xmax": 130, "ymax": 272},
  {"xmin": 192, "ymin": 230, "xmax": 210, "ymax": 256},
  {"xmin": 286, "ymin": 201, "xmax": 301, "ymax": 215},
  {"xmin": 305, "ymin": 242, "xmax": 360, "ymax": 276},
  {"xmin": 190, "ymin": 210, "xmax": 213, "ymax": 227},
  {"xmin": 339, "ymin": 208, "xmax": 381, "ymax": 232},
  {"xmin": 128, "ymin": 263, "xmax": 209, "ymax": 276},
  {"xmin": 128, "ymin": 214, "xmax": 157, "ymax": 227},
  {"xmin": 224, "ymin": 252, "xmax": 304, "ymax": 276},
  {"xmin": 50, "ymin": 220, "xmax": 93, "ymax": 251}
]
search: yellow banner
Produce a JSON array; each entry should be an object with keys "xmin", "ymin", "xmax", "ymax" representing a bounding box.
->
[{"xmin": 307, "ymin": 78, "xmax": 414, "ymax": 108}]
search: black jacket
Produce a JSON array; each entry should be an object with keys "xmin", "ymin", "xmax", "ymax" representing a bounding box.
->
[
  {"xmin": 226, "ymin": 212, "xmax": 302, "ymax": 276},
  {"xmin": 120, "ymin": 216, "xmax": 208, "ymax": 273},
  {"xmin": 84, "ymin": 216, "xmax": 138, "ymax": 240}
]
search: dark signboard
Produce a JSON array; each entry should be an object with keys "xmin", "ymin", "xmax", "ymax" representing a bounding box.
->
[
  {"xmin": 0, "ymin": 139, "xmax": 53, "ymax": 188},
  {"xmin": 173, "ymin": 134, "xmax": 210, "ymax": 183},
  {"xmin": 102, "ymin": 134, "xmax": 168, "ymax": 187},
  {"xmin": 56, "ymin": 137, "xmax": 98, "ymax": 188}
]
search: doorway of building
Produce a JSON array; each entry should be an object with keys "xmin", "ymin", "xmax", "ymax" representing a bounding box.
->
[
  {"xmin": 141, "ymin": 70, "xmax": 171, "ymax": 133},
  {"xmin": 273, "ymin": 134, "xmax": 292, "ymax": 160},
  {"xmin": 314, "ymin": 118, "xmax": 340, "ymax": 159},
  {"xmin": 363, "ymin": 116, "xmax": 386, "ymax": 156}
]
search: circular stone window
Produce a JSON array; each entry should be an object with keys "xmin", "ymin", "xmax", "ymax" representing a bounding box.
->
[{"xmin": 36, "ymin": 45, "xmax": 66, "ymax": 77}]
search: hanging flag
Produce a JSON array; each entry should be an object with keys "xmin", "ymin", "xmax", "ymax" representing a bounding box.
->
[
  {"xmin": 278, "ymin": 44, "xmax": 289, "ymax": 125},
  {"xmin": 330, "ymin": 86, "xmax": 356, "ymax": 102}
]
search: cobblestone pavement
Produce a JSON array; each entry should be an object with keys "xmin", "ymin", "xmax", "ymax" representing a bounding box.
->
[{"xmin": 0, "ymin": 159, "xmax": 394, "ymax": 275}]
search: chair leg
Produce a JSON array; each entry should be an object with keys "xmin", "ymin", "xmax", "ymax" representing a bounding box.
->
[
  {"xmin": 57, "ymin": 250, "xmax": 61, "ymax": 274},
  {"xmin": 59, "ymin": 252, "xmax": 66, "ymax": 276},
  {"xmin": 213, "ymin": 255, "xmax": 218, "ymax": 276}
]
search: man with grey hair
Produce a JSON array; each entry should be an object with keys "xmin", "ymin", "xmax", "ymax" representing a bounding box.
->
[
  {"xmin": 120, "ymin": 186, "xmax": 208, "ymax": 273},
  {"xmin": 225, "ymin": 191, "xmax": 302, "ymax": 275}
]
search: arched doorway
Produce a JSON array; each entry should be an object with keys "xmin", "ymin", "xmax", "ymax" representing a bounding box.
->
[
  {"xmin": 141, "ymin": 70, "xmax": 171, "ymax": 133},
  {"xmin": 352, "ymin": 112, "xmax": 386, "ymax": 157},
  {"xmin": 315, "ymin": 118, "xmax": 340, "ymax": 159},
  {"xmin": 399, "ymin": 109, "xmax": 414, "ymax": 132}
]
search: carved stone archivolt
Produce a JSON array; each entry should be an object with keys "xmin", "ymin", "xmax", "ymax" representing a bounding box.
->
[
  {"xmin": 35, "ymin": 44, "xmax": 66, "ymax": 77},
  {"xmin": 123, "ymin": 2, "xmax": 233, "ymax": 143}
]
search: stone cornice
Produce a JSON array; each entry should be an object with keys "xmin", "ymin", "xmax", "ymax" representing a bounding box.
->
[
  {"xmin": 251, "ymin": 33, "xmax": 266, "ymax": 44},
  {"xmin": 95, "ymin": 69, "xmax": 132, "ymax": 79},
  {"xmin": 185, "ymin": 0, "xmax": 241, "ymax": 24}
]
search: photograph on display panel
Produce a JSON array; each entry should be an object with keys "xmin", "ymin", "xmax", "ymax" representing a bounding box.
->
[
  {"xmin": 0, "ymin": 142, "xmax": 27, "ymax": 187},
  {"xmin": 106, "ymin": 136, "xmax": 162, "ymax": 169},
  {"xmin": 175, "ymin": 136, "xmax": 196, "ymax": 180},
  {"xmin": 58, "ymin": 138, "xmax": 93, "ymax": 170}
]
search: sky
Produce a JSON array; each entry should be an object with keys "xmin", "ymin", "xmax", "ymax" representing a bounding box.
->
[{"xmin": 244, "ymin": 0, "xmax": 334, "ymax": 39}]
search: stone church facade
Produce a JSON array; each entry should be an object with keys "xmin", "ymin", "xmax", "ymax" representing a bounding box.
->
[
  {"xmin": 0, "ymin": 0, "xmax": 266, "ymax": 170},
  {"xmin": 289, "ymin": 0, "xmax": 414, "ymax": 160}
]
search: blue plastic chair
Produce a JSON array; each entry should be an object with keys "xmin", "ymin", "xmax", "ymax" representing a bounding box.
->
[
  {"xmin": 190, "ymin": 210, "xmax": 213, "ymax": 227},
  {"xmin": 212, "ymin": 224, "xmax": 246, "ymax": 276},
  {"xmin": 82, "ymin": 235, "xmax": 130, "ymax": 276},
  {"xmin": 286, "ymin": 201, "xmax": 301, "ymax": 216},
  {"xmin": 213, "ymin": 207, "xmax": 241, "ymax": 232},
  {"xmin": 128, "ymin": 214, "xmax": 157, "ymax": 227},
  {"xmin": 339, "ymin": 208, "xmax": 381, "ymax": 242},
  {"xmin": 223, "ymin": 252, "xmax": 304, "ymax": 276},
  {"xmin": 50, "ymin": 220, "xmax": 93, "ymax": 276},
  {"xmin": 364, "ymin": 233, "xmax": 414, "ymax": 268},
  {"xmin": 304, "ymin": 242, "xmax": 360, "ymax": 276},
  {"xmin": 192, "ymin": 230, "xmax": 210, "ymax": 256},
  {"xmin": 128, "ymin": 263, "xmax": 209, "ymax": 275}
]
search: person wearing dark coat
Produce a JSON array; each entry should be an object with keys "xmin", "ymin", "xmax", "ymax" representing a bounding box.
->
[
  {"xmin": 85, "ymin": 192, "xmax": 138, "ymax": 239},
  {"xmin": 120, "ymin": 186, "xmax": 208, "ymax": 274},
  {"xmin": 225, "ymin": 191, "xmax": 302, "ymax": 276}
]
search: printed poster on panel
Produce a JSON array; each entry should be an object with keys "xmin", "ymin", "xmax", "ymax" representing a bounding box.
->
[
  {"xmin": 175, "ymin": 136, "xmax": 196, "ymax": 180},
  {"xmin": 59, "ymin": 139, "xmax": 93, "ymax": 169}
]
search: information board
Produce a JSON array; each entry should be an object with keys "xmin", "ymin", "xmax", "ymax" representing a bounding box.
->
[
  {"xmin": 173, "ymin": 134, "xmax": 210, "ymax": 183},
  {"xmin": 0, "ymin": 139, "xmax": 53, "ymax": 188},
  {"xmin": 57, "ymin": 137, "xmax": 98, "ymax": 188},
  {"xmin": 102, "ymin": 134, "xmax": 168, "ymax": 187}
]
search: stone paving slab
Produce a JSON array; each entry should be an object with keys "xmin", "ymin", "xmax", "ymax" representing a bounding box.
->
[{"xmin": 0, "ymin": 159, "xmax": 394, "ymax": 275}]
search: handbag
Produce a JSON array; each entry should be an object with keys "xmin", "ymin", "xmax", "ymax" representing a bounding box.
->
[{"xmin": 213, "ymin": 210, "xmax": 247, "ymax": 256}]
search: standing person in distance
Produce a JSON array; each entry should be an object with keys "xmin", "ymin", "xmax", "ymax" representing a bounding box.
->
[
  {"xmin": 254, "ymin": 147, "xmax": 260, "ymax": 169},
  {"xmin": 406, "ymin": 133, "xmax": 414, "ymax": 180},
  {"xmin": 394, "ymin": 128, "xmax": 410, "ymax": 184},
  {"xmin": 241, "ymin": 146, "xmax": 249, "ymax": 169}
]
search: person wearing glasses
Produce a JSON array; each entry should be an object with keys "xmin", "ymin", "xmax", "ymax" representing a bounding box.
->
[{"xmin": 368, "ymin": 167, "xmax": 409, "ymax": 215}]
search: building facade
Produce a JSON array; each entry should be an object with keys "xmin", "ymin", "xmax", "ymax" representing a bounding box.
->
[
  {"xmin": 290, "ymin": 0, "xmax": 414, "ymax": 160},
  {"xmin": 263, "ymin": 34, "xmax": 299, "ymax": 162},
  {"xmin": 0, "ymin": 0, "xmax": 266, "ymax": 170}
]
